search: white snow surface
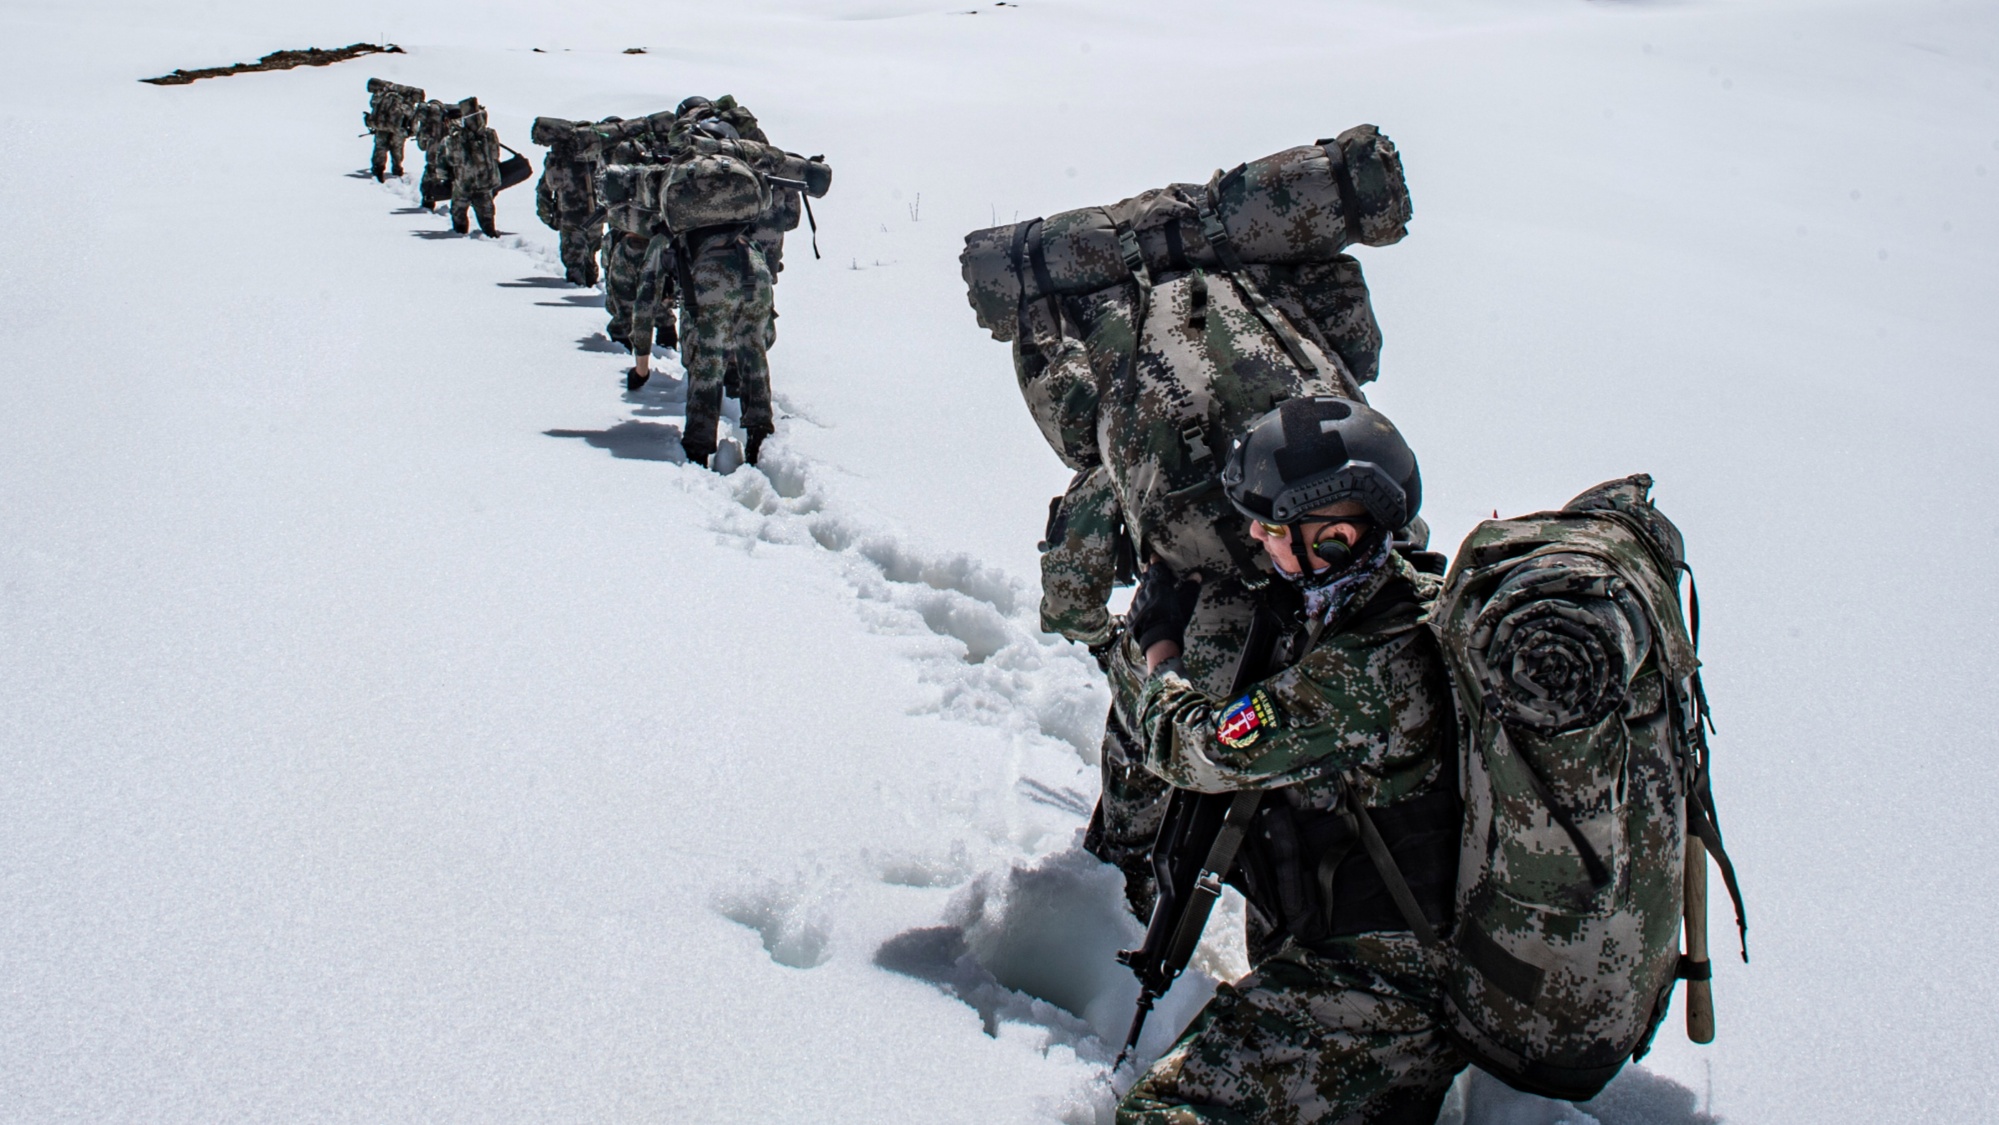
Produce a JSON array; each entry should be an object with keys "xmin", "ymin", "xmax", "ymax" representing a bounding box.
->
[{"xmin": 2, "ymin": 0, "xmax": 1995, "ymax": 1121}]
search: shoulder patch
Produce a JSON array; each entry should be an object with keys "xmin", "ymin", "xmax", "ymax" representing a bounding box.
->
[{"xmin": 1216, "ymin": 690, "xmax": 1276, "ymax": 749}]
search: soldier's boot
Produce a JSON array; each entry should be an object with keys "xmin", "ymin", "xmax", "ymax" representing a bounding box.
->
[
  {"xmin": 744, "ymin": 427, "xmax": 771, "ymax": 466},
  {"xmin": 679, "ymin": 438, "xmax": 712, "ymax": 467},
  {"xmin": 626, "ymin": 366, "xmax": 650, "ymax": 392}
]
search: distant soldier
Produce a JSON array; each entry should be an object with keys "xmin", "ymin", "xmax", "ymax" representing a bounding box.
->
[
  {"xmin": 599, "ymin": 116, "xmax": 678, "ymax": 379},
  {"xmin": 364, "ymin": 78, "xmax": 422, "ymax": 182},
  {"xmin": 663, "ymin": 117, "xmax": 829, "ymax": 468},
  {"xmin": 413, "ymin": 98, "xmax": 457, "ymax": 212},
  {"xmin": 533, "ymin": 117, "xmax": 606, "ymax": 286},
  {"xmin": 439, "ymin": 100, "xmax": 502, "ymax": 237}
]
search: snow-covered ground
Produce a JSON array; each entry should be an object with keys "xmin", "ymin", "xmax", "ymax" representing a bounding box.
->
[{"xmin": 2, "ymin": 0, "xmax": 1995, "ymax": 1121}]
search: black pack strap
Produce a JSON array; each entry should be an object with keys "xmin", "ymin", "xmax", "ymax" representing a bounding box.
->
[
  {"xmin": 1114, "ymin": 217, "xmax": 1155, "ymax": 343},
  {"xmin": 1493, "ymin": 722, "xmax": 1613, "ymax": 889},
  {"xmin": 1315, "ymin": 136, "xmax": 1364, "ymax": 246},
  {"xmin": 1162, "ymin": 220, "xmax": 1190, "ymax": 272},
  {"xmin": 800, "ymin": 191, "xmax": 820, "ymax": 259},
  {"xmin": 1676, "ymin": 955, "xmax": 1712, "ymax": 981},
  {"xmin": 1342, "ymin": 777, "xmax": 1439, "ymax": 945},
  {"xmin": 1688, "ymin": 782, "xmax": 1749, "ymax": 962},
  {"xmin": 1458, "ymin": 919, "xmax": 1545, "ymax": 1005},
  {"xmin": 1025, "ymin": 218, "xmax": 1056, "ymax": 304}
]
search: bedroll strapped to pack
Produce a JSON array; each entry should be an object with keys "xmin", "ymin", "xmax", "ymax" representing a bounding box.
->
[
  {"xmin": 960, "ymin": 124, "xmax": 1409, "ymax": 343},
  {"xmin": 1421, "ymin": 475, "xmax": 1747, "ymax": 1102}
]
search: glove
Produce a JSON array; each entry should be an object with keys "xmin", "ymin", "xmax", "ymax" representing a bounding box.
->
[{"xmin": 1125, "ymin": 560, "xmax": 1201, "ymax": 655}]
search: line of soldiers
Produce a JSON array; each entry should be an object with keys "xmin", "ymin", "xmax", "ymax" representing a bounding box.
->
[
  {"xmin": 365, "ymin": 79, "xmax": 526, "ymax": 237},
  {"xmin": 530, "ymin": 95, "xmax": 831, "ymax": 469}
]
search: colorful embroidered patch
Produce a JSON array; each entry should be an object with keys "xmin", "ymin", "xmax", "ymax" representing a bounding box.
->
[{"xmin": 1216, "ymin": 690, "xmax": 1276, "ymax": 749}]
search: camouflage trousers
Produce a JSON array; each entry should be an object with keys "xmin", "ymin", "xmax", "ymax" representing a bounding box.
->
[
  {"xmin": 602, "ymin": 232, "xmax": 673, "ymax": 351},
  {"xmin": 370, "ymin": 130, "xmax": 407, "ymax": 178},
  {"xmin": 678, "ymin": 233, "xmax": 774, "ymax": 459},
  {"xmin": 450, "ymin": 189, "xmax": 496, "ymax": 236},
  {"xmin": 1084, "ymin": 689, "xmax": 1171, "ymax": 920},
  {"xmin": 1120, "ymin": 935, "xmax": 1466, "ymax": 1125},
  {"xmin": 559, "ymin": 223, "xmax": 603, "ymax": 287}
]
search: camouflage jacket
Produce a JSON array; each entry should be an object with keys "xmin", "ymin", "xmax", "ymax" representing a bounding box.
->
[
  {"xmin": 536, "ymin": 144, "xmax": 601, "ymax": 227},
  {"xmin": 1038, "ymin": 465, "xmax": 1131, "ymax": 646},
  {"xmin": 413, "ymin": 101, "xmax": 452, "ymax": 152},
  {"xmin": 441, "ymin": 123, "xmax": 501, "ymax": 193},
  {"xmin": 1138, "ymin": 552, "xmax": 1453, "ymax": 813}
]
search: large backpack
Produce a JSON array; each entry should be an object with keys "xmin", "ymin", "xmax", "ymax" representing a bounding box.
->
[
  {"xmin": 1428, "ymin": 475, "xmax": 1746, "ymax": 1101},
  {"xmin": 659, "ymin": 152, "xmax": 768, "ymax": 232}
]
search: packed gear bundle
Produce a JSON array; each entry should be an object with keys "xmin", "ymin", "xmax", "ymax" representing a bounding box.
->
[
  {"xmin": 961, "ymin": 124, "xmax": 1408, "ymax": 346},
  {"xmin": 1428, "ymin": 474, "xmax": 1745, "ymax": 1100},
  {"xmin": 363, "ymin": 77, "xmax": 422, "ymax": 132}
]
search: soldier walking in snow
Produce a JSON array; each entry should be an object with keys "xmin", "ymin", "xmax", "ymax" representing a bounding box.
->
[
  {"xmin": 363, "ymin": 78, "xmax": 421, "ymax": 182},
  {"xmin": 532, "ymin": 117, "xmax": 608, "ymax": 287},
  {"xmin": 1116, "ymin": 398, "xmax": 1469, "ymax": 1124},
  {"xmin": 439, "ymin": 100, "xmax": 502, "ymax": 237},
  {"xmin": 413, "ymin": 98, "xmax": 457, "ymax": 211}
]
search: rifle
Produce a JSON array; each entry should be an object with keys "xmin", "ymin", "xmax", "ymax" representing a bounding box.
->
[{"xmin": 1112, "ymin": 601, "xmax": 1284, "ymax": 1068}]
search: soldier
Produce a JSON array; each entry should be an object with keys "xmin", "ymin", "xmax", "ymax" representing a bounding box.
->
[
  {"xmin": 1117, "ymin": 396, "xmax": 1467, "ymax": 1124},
  {"xmin": 663, "ymin": 116, "xmax": 830, "ymax": 467},
  {"xmin": 534, "ymin": 119, "xmax": 606, "ymax": 287},
  {"xmin": 412, "ymin": 99, "xmax": 456, "ymax": 211},
  {"xmin": 364, "ymin": 79, "xmax": 419, "ymax": 182},
  {"xmin": 439, "ymin": 100, "xmax": 502, "ymax": 237},
  {"xmin": 600, "ymin": 117, "xmax": 677, "ymax": 384}
]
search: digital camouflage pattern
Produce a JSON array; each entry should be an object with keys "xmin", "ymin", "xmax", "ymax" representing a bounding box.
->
[
  {"xmin": 440, "ymin": 115, "xmax": 501, "ymax": 236},
  {"xmin": 677, "ymin": 230, "xmax": 774, "ymax": 459},
  {"xmin": 1428, "ymin": 476, "xmax": 1705, "ymax": 1101},
  {"xmin": 413, "ymin": 100, "xmax": 454, "ymax": 206},
  {"xmin": 1121, "ymin": 551, "xmax": 1464, "ymax": 1123},
  {"xmin": 961, "ymin": 127, "xmax": 1410, "ymax": 344},
  {"xmin": 1042, "ymin": 268, "xmax": 1359, "ymax": 700},
  {"xmin": 1137, "ymin": 553, "xmax": 1450, "ymax": 807},
  {"xmin": 599, "ymin": 155, "xmax": 673, "ymax": 351},
  {"xmin": 364, "ymin": 81, "xmax": 419, "ymax": 179},
  {"xmin": 1084, "ymin": 691, "xmax": 1172, "ymax": 919},
  {"xmin": 1121, "ymin": 935, "xmax": 1463, "ymax": 1125},
  {"xmin": 536, "ymin": 136, "xmax": 605, "ymax": 286},
  {"xmin": 1038, "ymin": 466, "xmax": 1128, "ymax": 646}
]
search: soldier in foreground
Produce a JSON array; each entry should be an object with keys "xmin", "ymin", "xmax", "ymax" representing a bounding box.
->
[
  {"xmin": 1117, "ymin": 397, "xmax": 1467, "ymax": 1124},
  {"xmin": 439, "ymin": 100, "xmax": 502, "ymax": 237}
]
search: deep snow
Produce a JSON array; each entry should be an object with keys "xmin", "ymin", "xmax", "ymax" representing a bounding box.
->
[{"xmin": 1, "ymin": 0, "xmax": 1995, "ymax": 1122}]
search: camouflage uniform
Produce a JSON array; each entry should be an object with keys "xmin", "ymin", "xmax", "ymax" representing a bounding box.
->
[
  {"xmin": 1037, "ymin": 468, "xmax": 1169, "ymax": 916},
  {"xmin": 600, "ymin": 135, "xmax": 676, "ymax": 352},
  {"xmin": 1118, "ymin": 549, "xmax": 1467, "ymax": 1124},
  {"xmin": 536, "ymin": 140, "xmax": 604, "ymax": 287},
  {"xmin": 413, "ymin": 100, "xmax": 454, "ymax": 209},
  {"xmin": 366, "ymin": 89, "xmax": 414, "ymax": 180},
  {"xmin": 676, "ymin": 228, "xmax": 774, "ymax": 460},
  {"xmin": 441, "ymin": 114, "xmax": 502, "ymax": 236}
]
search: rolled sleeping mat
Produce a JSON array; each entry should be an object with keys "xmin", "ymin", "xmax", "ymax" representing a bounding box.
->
[
  {"xmin": 366, "ymin": 78, "xmax": 424, "ymax": 100},
  {"xmin": 961, "ymin": 124, "xmax": 1410, "ymax": 340},
  {"xmin": 530, "ymin": 116, "xmax": 588, "ymax": 147}
]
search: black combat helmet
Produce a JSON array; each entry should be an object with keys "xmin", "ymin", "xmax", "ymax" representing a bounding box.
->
[
  {"xmin": 675, "ymin": 96, "xmax": 713, "ymax": 117},
  {"xmin": 694, "ymin": 118, "xmax": 740, "ymax": 142},
  {"xmin": 1222, "ymin": 396, "xmax": 1421, "ymax": 529}
]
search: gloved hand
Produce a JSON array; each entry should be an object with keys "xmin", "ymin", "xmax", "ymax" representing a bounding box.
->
[{"xmin": 1125, "ymin": 560, "xmax": 1202, "ymax": 655}]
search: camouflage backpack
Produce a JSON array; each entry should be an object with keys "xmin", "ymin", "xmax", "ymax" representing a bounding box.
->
[
  {"xmin": 1426, "ymin": 475, "xmax": 1746, "ymax": 1101},
  {"xmin": 659, "ymin": 151, "xmax": 768, "ymax": 231}
]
